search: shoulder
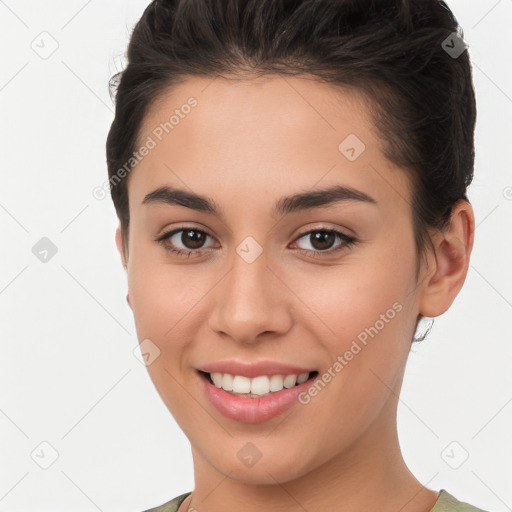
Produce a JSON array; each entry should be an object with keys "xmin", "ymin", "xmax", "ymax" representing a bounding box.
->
[
  {"xmin": 431, "ymin": 489, "xmax": 492, "ymax": 512},
  {"xmin": 140, "ymin": 489, "xmax": 491, "ymax": 512},
  {"xmin": 140, "ymin": 491, "xmax": 192, "ymax": 512}
]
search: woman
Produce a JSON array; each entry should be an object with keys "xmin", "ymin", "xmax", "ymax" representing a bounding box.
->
[{"xmin": 106, "ymin": 1, "xmax": 488, "ymax": 511}]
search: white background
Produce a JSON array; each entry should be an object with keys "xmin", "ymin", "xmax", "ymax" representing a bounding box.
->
[{"xmin": 0, "ymin": 1, "xmax": 511, "ymax": 511}]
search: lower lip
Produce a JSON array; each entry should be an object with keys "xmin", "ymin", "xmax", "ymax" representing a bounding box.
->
[{"xmin": 198, "ymin": 371, "xmax": 317, "ymax": 424}]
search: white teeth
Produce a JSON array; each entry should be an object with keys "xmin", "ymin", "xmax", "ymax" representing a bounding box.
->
[
  {"xmin": 250, "ymin": 376, "xmax": 270, "ymax": 395},
  {"xmin": 297, "ymin": 372, "xmax": 309, "ymax": 384},
  {"xmin": 232, "ymin": 375, "xmax": 251, "ymax": 393},
  {"xmin": 222, "ymin": 373, "xmax": 234, "ymax": 391},
  {"xmin": 211, "ymin": 372, "xmax": 224, "ymax": 388},
  {"xmin": 283, "ymin": 374, "xmax": 297, "ymax": 388},
  {"xmin": 209, "ymin": 371, "xmax": 311, "ymax": 395},
  {"xmin": 269, "ymin": 374, "xmax": 284, "ymax": 392}
]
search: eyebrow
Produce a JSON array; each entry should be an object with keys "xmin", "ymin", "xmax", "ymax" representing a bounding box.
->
[{"xmin": 142, "ymin": 184, "xmax": 377, "ymax": 219}]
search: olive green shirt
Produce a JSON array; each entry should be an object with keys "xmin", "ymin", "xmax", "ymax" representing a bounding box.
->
[{"xmin": 141, "ymin": 488, "xmax": 490, "ymax": 512}]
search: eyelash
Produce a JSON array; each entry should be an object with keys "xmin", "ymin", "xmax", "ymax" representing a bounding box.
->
[{"xmin": 155, "ymin": 225, "xmax": 357, "ymax": 259}]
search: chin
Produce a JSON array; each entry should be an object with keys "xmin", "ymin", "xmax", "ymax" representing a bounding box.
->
[{"xmin": 200, "ymin": 441, "xmax": 317, "ymax": 485}]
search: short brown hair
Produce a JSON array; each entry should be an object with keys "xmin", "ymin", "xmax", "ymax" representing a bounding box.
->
[{"xmin": 106, "ymin": 0, "xmax": 476, "ymax": 275}]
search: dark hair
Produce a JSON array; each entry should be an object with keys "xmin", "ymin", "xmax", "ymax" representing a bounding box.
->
[{"xmin": 106, "ymin": 0, "xmax": 476, "ymax": 281}]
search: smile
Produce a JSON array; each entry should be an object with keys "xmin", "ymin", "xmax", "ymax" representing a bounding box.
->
[
  {"xmin": 197, "ymin": 370, "xmax": 320, "ymax": 423},
  {"xmin": 204, "ymin": 370, "xmax": 317, "ymax": 397}
]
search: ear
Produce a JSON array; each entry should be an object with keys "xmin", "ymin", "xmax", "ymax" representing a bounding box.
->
[
  {"xmin": 115, "ymin": 225, "xmax": 127, "ymax": 270},
  {"xmin": 418, "ymin": 199, "xmax": 475, "ymax": 318}
]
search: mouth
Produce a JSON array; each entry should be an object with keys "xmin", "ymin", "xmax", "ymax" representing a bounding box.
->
[
  {"xmin": 197, "ymin": 367, "xmax": 321, "ymax": 423},
  {"xmin": 197, "ymin": 369, "xmax": 319, "ymax": 398}
]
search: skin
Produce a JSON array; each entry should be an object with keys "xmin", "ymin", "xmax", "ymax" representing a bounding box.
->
[{"xmin": 115, "ymin": 75, "xmax": 474, "ymax": 512}]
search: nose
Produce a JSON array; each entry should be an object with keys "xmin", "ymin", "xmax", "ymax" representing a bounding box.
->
[{"xmin": 208, "ymin": 246, "xmax": 293, "ymax": 344}]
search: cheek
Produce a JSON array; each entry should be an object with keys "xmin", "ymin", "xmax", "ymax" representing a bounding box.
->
[
  {"xmin": 286, "ymin": 245, "xmax": 416, "ymax": 403},
  {"xmin": 126, "ymin": 257, "xmax": 205, "ymax": 411},
  {"xmin": 126, "ymin": 252, "xmax": 221, "ymax": 397},
  {"xmin": 289, "ymin": 249, "xmax": 414, "ymax": 342},
  {"xmin": 128, "ymin": 248, "xmax": 206, "ymax": 335},
  {"xmin": 287, "ymin": 266, "xmax": 413, "ymax": 454}
]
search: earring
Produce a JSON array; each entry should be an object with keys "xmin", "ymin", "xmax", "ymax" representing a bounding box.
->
[{"xmin": 413, "ymin": 316, "xmax": 434, "ymax": 342}]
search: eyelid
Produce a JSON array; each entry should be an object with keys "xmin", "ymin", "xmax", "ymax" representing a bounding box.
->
[
  {"xmin": 292, "ymin": 222, "xmax": 355, "ymax": 239},
  {"xmin": 156, "ymin": 222, "xmax": 212, "ymax": 239}
]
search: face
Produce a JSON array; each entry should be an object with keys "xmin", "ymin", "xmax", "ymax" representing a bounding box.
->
[{"xmin": 119, "ymin": 75, "xmax": 431, "ymax": 484}]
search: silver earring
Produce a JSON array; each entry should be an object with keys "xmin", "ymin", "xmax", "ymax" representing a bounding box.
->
[{"xmin": 413, "ymin": 316, "xmax": 434, "ymax": 342}]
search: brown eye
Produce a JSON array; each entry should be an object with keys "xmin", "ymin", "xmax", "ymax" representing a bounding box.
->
[
  {"xmin": 308, "ymin": 231, "xmax": 336, "ymax": 251},
  {"xmin": 156, "ymin": 227, "xmax": 216, "ymax": 256},
  {"xmin": 180, "ymin": 229, "xmax": 207, "ymax": 249},
  {"xmin": 292, "ymin": 228, "xmax": 357, "ymax": 258}
]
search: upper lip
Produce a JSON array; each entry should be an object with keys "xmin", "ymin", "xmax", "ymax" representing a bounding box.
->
[{"xmin": 198, "ymin": 360, "xmax": 316, "ymax": 378}]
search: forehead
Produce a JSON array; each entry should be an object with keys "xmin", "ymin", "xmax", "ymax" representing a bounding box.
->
[
  {"xmin": 140, "ymin": 73, "xmax": 376, "ymax": 153},
  {"xmin": 130, "ymin": 74, "xmax": 410, "ymax": 213}
]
